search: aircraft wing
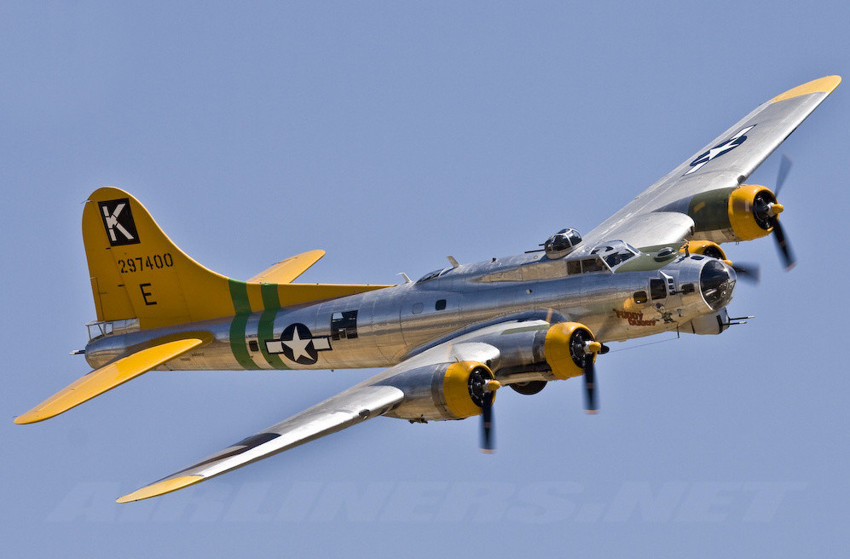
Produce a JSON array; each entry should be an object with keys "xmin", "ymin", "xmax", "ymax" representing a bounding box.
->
[
  {"xmin": 117, "ymin": 313, "xmax": 566, "ymax": 502},
  {"xmin": 578, "ymin": 75, "xmax": 840, "ymax": 251},
  {"xmin": 117, "ymin": 383, "xmax": 405, "ymax": 502}
]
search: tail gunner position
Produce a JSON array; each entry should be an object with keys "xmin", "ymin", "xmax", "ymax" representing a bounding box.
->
[{"xmin": 14, "ymin": 76, "xmax": 840, "ymax": 502}]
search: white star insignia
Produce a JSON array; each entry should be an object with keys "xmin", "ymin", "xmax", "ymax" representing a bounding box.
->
[
  {"xmin": 283, "ymin": 328, "xmax": 312, "ymax": 361},
  {"xmin": 685, "ymin": 125, "xmax": 755, "ymax": 176}
]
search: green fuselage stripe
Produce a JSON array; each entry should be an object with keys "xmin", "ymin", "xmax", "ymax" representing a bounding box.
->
[
  {"xmin": 229, "ymin": 280, "xmax": 252, "ymax": 313},
  {"xmin": 228, "ymin": 279, "xmax": 260, "ymax": 370},
  {"xmin": 261, "ymin": 283, "xmax": 281, "ymax": 310},
  {"xmin": 258, "ymin": 283, "xmax": 287, "ymax": 369},
  {"xmin": 229, "ymin": 313, "xmax": 260, "ymax": 370}
]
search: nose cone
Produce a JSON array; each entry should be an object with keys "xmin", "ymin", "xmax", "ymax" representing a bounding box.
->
[{"xmin": 700, "ymin": 260, "xmax": 737, "ymax": 310}]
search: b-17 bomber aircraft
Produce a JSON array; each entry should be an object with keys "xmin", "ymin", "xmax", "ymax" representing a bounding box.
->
[{"xmin": 15, "ymin": 76, "xmax": 840, "ymax": 502}]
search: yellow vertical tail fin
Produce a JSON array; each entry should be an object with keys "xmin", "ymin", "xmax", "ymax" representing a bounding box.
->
[
  {"xmin": 83, "ymin": 188, "xmax": 389, "ymax": 330},
  {"xmin": 84, "ymin": 188, "xmax": 238, "ymax": 329}
]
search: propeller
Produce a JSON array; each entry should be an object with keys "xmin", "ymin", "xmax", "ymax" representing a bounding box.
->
[
  {"xmin": 731, "ymin": 262, "xmax": 761, "ymax": 284},
  {"xmin": 479, "ymin": 379, "xmax": 501, "ymax": 453},
  {"xmin": 770, "ymin": 216, "xmax": 795, "ymax": 270},
  {"xmin": 581, "ymin": 340, "xmax": 602, "ymax": 414},
  {"xmin": 757, "ymin": 154, "xmax": 796, "ymax": 270},
  {"xmin": 775, "ymin": 154, "xmax": 792, "ymax": 195}
]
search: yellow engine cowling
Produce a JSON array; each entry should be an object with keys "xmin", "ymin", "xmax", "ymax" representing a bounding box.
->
[
  {"xmin": 543, "ymin": 322, "xmax": 597, "ymax": 380},
  {"xmin": 688, "ymin": 184, "xmax": 778, "ymax": 243},
  {"xmin": 442, "ymin": 361, "xmax": 497, "ymax": 419},
  {"xmin": 384, "ymin": 360, "xmax": 497, "ymax": 421},
  {"xmin": 727, "ymin": 184, "xmax": 776, "ymax": 241},
  {"xmin": 680, "ymin": 240, "xmax": 732, "ymax": 266}
]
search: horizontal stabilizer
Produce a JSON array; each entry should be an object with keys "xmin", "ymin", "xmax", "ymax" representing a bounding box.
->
[
  {"xmin": 249, "ymin": 250, "xmax": 325, "ymax": 284},
  {"xmin": 14, "ymin": 336, "xmax": 210, "ymax": 424}
]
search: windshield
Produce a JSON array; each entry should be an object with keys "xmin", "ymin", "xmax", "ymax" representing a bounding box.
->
[{"xmin": 589, "ymin": 241, "xmax": 638, "ymax": 270}]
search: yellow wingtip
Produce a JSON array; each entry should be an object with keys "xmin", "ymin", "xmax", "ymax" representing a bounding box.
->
[
  {"xmin": 116, "ymin": 475, "xmax": 204, "ymax": 503},
  {"xmin": 771, "ymin": 75, "xmax": 841, "ymax": 103}
]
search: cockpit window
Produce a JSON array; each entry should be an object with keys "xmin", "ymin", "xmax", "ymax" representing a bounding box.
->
[{"xmin": 590, "ymin": 241, "xmax": 638, "ymax": 270}]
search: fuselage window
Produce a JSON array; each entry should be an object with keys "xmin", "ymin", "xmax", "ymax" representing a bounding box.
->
[
  {"xmin": 331, "ymin": 310, "xmax": 359, "ymax": 340},
  {"xmin": 633, "ymin": 291, "xmax": 648, "ymax": 304},
  {"xmin": 581, "ymin": 258, "xmax": 605, "ymax": 273},
  {"xmin": 650, "ymin": 279, "xmax": 666, "ymax": 300},
  {"xmin": 435, "ymin": 299, "xmax": 447, "ymax": 311}
]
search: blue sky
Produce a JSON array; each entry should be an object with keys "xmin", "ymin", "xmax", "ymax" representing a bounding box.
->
[{"xmin": 2, "ymin": 2, "xmax": 849, "ymax": 557}]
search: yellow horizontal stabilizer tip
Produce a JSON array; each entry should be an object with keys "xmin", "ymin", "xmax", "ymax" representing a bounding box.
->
[
  {"xmin": 249, "ymin": 249, "xmax": 326, "ymax": 284},
  {"xmin": 14, "ymin": 337, "xmax": 207, "ymax": 424},
  {"xmin": 771, "ymin": 75, "xmax": 841, "ymax": 103},
  {"xmin": 116, "ymin": 475, "xmax": 204, "ymax": 503}
]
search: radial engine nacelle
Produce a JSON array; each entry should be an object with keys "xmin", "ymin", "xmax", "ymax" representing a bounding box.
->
[
  {"xmin": 385, "ymin": 321, "xmax": 600, "ymax": 421},
  {"xmin": 541, "ymin": 322, "xmax": 599, "ymax": 380},
  {"xmin": 385, "ymin": 360, "xmax": 498, "ymax": 421},
  {"xmin": 688, "ymin": 184, "xmax": 782, "ymax": 244},
  {"xmin": 681, "ymin": 239, "xmax": 729, "ymax": 262}
]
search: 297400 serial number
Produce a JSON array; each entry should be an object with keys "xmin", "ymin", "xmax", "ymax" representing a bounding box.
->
[{"xmin": 118, "ymin": 253, "xmax": 174, "ymax": 273}]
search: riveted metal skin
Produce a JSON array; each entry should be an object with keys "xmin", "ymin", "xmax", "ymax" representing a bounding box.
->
[{"xmin": 85, "ymin": 252, "xmax": 734, "ymax": 371}]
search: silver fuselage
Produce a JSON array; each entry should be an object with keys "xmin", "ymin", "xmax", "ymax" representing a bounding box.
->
[{"xmin": 85, "ymin": 250, "xmax": 735, "ymax": 373}]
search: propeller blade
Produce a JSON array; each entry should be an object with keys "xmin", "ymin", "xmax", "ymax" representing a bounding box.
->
[
  {"xmin": 480, "ymin": 393, "xmax": 495, "ymax": 453},
  {"xmin": 775, "ymin": 154, "xmax": 793, "ymax": 195},
  {"xmin": 583, "ymin": 355, "xmax": 598, "ymax": 414},
  {"xmin": 731, "ymin": 262, "xmax": 761, "ymax": 284},
  {"xmin": 770, "ymin": 217, "xmax": 796, "ymax": 270}
]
